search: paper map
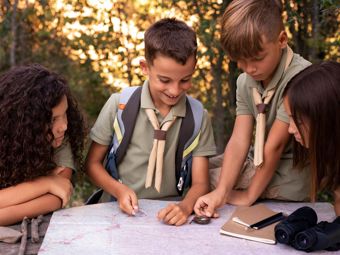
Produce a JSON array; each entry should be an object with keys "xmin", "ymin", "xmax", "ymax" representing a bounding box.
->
[{"xmin": 39, "ymin": 200, "xmax": 336, "ymax": 255}]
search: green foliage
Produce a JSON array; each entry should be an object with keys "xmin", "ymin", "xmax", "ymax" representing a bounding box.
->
[
  {"xmin": 318, "ymin": 190, "xmax": 334, "ymax": 203},
  {"xmin": 70, "ymin": 176, "xmax": 96, "ymax": 207}
]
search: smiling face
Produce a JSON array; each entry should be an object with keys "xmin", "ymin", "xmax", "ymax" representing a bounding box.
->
[
  {"xmin": 235, "ymin": 32, "xmax": 287, "ymax": 88},
  {"xmin": 283, "ymin": 96, "xmax": 310, "ymax": 148},
  {"xmin": 141, "ymin": 54, "xmax": 196, "ymax": 116},
  {"xmin": 51, "ymin": 95, "xmax": 68, "ymax": 148}
]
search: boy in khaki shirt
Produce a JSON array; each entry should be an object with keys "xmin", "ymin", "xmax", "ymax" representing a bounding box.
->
[
  {"xmin": 86, "ymin": 18, "xmax": 216, "ymax": 226},
  {"xmin": 195, "ymin": 0, "xmax": 311, "ymax": 217}
]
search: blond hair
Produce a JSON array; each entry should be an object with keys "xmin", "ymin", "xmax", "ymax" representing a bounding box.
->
[{"xmin": 221, "ymin": 0, "xmax": 284, "ymax": 60}]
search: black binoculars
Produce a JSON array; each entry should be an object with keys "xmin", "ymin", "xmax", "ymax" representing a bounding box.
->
[{"xmin": 275, "ymin": 206, "xmax": 340, "ymax": 252}]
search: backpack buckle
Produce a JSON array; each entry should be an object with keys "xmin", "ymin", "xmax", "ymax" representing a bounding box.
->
[{"xmin": 177, "ymin": 176, "xmax": 184, "ymax": 191}]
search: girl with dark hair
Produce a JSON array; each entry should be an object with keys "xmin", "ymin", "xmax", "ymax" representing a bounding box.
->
[
  {"xmin": 0, "ymin": 64, "xmax": 86, "ymax": 225},
  {"xmin": 283, "ymin": 61, "xmax": 340, "ymax": 216}
]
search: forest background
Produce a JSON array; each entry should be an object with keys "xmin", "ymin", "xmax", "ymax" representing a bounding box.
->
[{"xmin": 1, "ymin": 0, "xmax": 339, "ymax": 205}]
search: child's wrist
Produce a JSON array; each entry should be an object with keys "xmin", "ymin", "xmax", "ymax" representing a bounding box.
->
[
  {"xmin": 215, "ymin": 186, "xmax": 227, "ymax": 197},
  {"xmin": 56, "ymin": 196, "xmax": 63, "ymax": 209},
  {"xmin": 34, "ymin": 176, "xmax": 51, "ymax": 194},
  {"xmin": 178, "ymin": 202, "xmax": 192, "ymax": 216},
  {"xmin": 110, "ymin": 180, "xmax": 126, "ymax": 199}
]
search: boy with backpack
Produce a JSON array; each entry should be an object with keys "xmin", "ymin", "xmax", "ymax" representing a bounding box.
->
[{"xmin": 86, "ymin": 18, "xmax": 216, "ymax": 226}]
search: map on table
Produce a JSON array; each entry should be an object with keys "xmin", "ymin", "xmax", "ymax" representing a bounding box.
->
[{"xmin": 39, "ymin": 199, "xmax": 335, "ymax": 255}]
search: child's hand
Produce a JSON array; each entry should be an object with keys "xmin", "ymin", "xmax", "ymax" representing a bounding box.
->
[
  {"xmin": 157, "ymin": 203, "xmax": 190, "ymax": 226},
  {"xmin": 194, "ymin": 189, "xmax": 225, "ymax": 218},
  {"xmin": 46, "ymin": 175, "xmax": 73, "ymax": 208},
  {"xmin": 115, "ymin": 184, "xmax": 138, "ymax": 216}
]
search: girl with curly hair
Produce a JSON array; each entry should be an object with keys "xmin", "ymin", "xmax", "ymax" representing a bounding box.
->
[
  {"xmin": 283, "ymin": 61, "xmax": 340, "ymax": 216},
  {"xmin": 0, "ymin": 64, "xmax": 86, "ymax": 225}
]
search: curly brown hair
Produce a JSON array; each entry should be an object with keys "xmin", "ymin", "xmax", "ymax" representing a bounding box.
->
[{"xmin": 0, "ymin": 64, "xmax": 86, "ymax": 189}]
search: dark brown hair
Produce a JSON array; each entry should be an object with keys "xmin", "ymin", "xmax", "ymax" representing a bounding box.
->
[
  {"xmin": 0, "ymin": 64, "xmax": 86, "ymax": 188},
  {"xmin": 144, "ymin": 18, "xmax": 197, "ymax": 65},
  {"xmin": 221, "ymin": 0, "xmax": 284, "ymax": 60},
  {"xmin": 284, "ymin": 61, "xmax": 340, "ymax": 200}
]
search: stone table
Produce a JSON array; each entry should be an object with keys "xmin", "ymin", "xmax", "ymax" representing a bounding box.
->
[{"xmin": 38, "ymin": 200, "xmax": 337, "ymax": 255}]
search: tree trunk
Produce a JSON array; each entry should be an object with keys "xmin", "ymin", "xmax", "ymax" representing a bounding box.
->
[
  {"xmin": 310, "ymin": 0, "xmax": 320, "ymax": 62},
  {"xmin": 223, "ymin": 60, "xmax": 238, "ymax": 146},
  {"xmin": 10, "ymin": 0, "xmax": 19, "ymax": 67},
  {"xmin": 212, "ymin": 51, "xmax": 226, "ymax": 153}
]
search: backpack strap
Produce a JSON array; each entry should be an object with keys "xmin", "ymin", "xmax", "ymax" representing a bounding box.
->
[
  {"xmin": 175, "ymin": 96, "xmax": 204, "ymax": 194},
  {"xmin": 115, "ymin": 86, "xmax": 142, "ymax": 164},
  {"xmin": 183, "ymin": 96, "xmax": 203, "ymax": 160},
  {"xmin": 111, "ymin": 87, "xmax": 141, "ymax": 154},
  {"xmin": 87, "ymin": 87, "xmax": 141, "ymax": 205},
  {"xmin": 106, "ymin": 86, "xmax": 141, "ymax": 179}
]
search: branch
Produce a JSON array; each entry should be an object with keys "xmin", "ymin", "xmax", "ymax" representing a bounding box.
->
[{"xmin": 18, "ymin": 217, "xmax": 29, "ymax": 255}]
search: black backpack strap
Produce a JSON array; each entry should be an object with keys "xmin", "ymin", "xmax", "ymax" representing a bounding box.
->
[
  {"xmin": 86, "ymin": 86, "xmax": 142, "ymax": 205},
  {"xmin": 175, "ymin": 99, "xmax": 194, "ymax": 191},
  {"xmin": 115, "ymin": 86, "xmax": 142, "ymax": 164}
]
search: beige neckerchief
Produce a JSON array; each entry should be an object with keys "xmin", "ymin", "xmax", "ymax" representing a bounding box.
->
[
  {"xmin": 145, "ymin": 108, "xmax": 176, "ymax": 192},
  {"xmin": 252, "ymin": 46, "xmax": 294, "ymax": 167}
]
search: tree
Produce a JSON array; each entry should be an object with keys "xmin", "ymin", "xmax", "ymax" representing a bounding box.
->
[
  {"xmin": 284, "ymin": 0, "xmax": 340, "ymax": 62},
  {"xmin": 0, "ymin": 0, "xmax": 108, "ymax": 120}
]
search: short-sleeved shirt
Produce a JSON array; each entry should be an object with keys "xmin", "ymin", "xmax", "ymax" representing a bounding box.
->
[
  {"xmin": 90, "ymin": 81, "xmax": 217, "ymax": 199},
  {"xmin": 236, "ymin": 47, "xmax": 312, "ymax": 201},
  {"xmin": 53, "ymin": 140, "xmax": 75, "ymax": 171}
]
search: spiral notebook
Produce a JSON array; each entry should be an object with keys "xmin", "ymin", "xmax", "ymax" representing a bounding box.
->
[{"xmin": 220, "ymin": 204, "xmax": 280, "ymax": 244}]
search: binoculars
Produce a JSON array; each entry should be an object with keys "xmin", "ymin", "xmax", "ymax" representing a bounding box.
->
[{"xmin": 275, "ymin": 206, "xmax": 340, "ymax": 252}]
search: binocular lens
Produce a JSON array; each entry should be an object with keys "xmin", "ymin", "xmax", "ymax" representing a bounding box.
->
[
  {"xmin": 275, "ymin": 206, "xmax": 318, "ymax": 245},
  {"xmin": 294, "ymin": 230, "xmax": 317, "ymax": 250},
  {"xmin": 275, "ymin": 207, "xmax": 340, "ymax": 252},
  {"xmin": 275, "ymin": 227, "xmax": 293, "ymax": 244}
]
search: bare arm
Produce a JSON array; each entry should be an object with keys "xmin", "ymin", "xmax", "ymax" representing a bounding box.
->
[
  {"xmin": 227, "ymin": 119, "xmax": 291, "ymax": 206},
  {"xmin": 158, "ymin": 156, "xmax": 209, "ymax": 226},
  {"xmin": 334, "ymin": 187, "xmax": 340, "ymax": 216},
  {"xmin": 194, "ymin": 115, "xmax": 253, "ymax": 217},
  {"xmin": 0, "ymin": 168, "xmax": 72, "ymax": 226},
  {"xmin": 0, "ymin": 194, "xmax": 62, "ymax": 226},
  {"xmin": 216, "ymin": 115, "xmax": 254, "ymax": 197},
  {"xmin": 85, "ymin": 141, "xmax": 138, "ymax": 215},
  {"xmin": 0, "ymin": 167, "xmax": 71, "ymax": 209},
  {"xmin": 180, "ymin": 156, "xmax": 210, "ymax": 214}
]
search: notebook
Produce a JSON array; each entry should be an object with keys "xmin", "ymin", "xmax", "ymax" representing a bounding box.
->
[{"xmin": 220, "ymin": 204, "xmax": 281, "ymax": 244}]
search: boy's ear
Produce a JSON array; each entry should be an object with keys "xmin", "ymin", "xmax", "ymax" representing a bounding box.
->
[
  {"xmin": 140, "ymin": 59, "xmax": 149, "ymax": 75},
  {"xmin": 278, "ymin": 31, "xmax": 288, "ymax": 49}
]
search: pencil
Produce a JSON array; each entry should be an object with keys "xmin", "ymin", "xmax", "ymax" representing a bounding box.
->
[{"xmin": 250, "ymin": 212, "xmax": 285, "ymax": 230}]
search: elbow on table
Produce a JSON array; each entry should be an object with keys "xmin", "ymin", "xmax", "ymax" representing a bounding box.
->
[
  {"xmin": 228, "ymin": 190, "xmax": 256, "ymax": 207},
  {"xmin": 244, "ymin": 193, "xmax": 258, "ymax": 207}
]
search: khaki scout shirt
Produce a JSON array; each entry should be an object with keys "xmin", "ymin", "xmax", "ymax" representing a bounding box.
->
[
  {"xmin": 236, "ymin": 47, "xmax": 312, "ymax": 201},
  {"xmin": 90, "ymin": 81, "xmax": 217, "ymax": 199},
  {"xmin": 53, "ymin": 140, "xmax": 75, "ymax": 171}
]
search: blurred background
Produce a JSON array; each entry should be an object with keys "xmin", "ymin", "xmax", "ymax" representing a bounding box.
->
[{"xmin": 1, "ymin": 0, "xmax": 339, "ymax": 205}]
